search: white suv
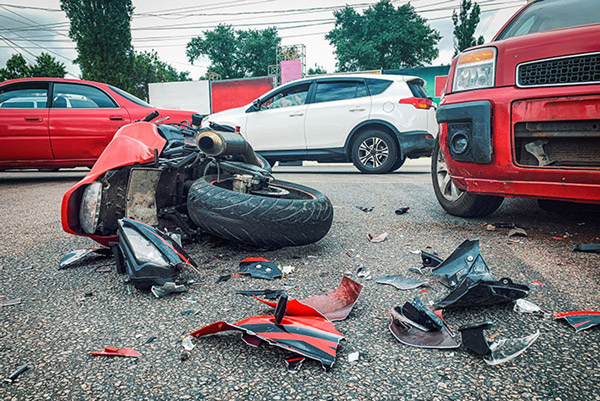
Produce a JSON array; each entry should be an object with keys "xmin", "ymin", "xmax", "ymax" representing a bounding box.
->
[{"xmin": 202, "ymin": 74, "xmax": 438, "ymax": 174}]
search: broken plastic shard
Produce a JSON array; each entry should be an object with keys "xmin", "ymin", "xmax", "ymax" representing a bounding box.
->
[
  {"xmin": 4, "ymin": 364, "xmax": 28, "ymax": 383},
  {"xmin": 389, "ymin": 307, "xmax": 460, "ymax": 349},
  {"xmin": 58, "ymin": 247, "xmax": 112, "ymax": 270},
  {"xmin": 182, "ymin": 336, "xmax": 195, "ymax": 351},
  {"xmin": 89, "ymin": 347, "xmax": 141, "ymax": 358},
  {"xmin": 254, "ymin": 276, "xmax": 363, "ymax": 321},
  {"xmin": 18, "ymin": 265, "xmax": 33, "ymax": 271},
  {"xmin": 375, "ymin": 274, "xmax": 428, "ymax": 290},
  {"xmin": 554, "ymin": 311, "xmax": 600, "ymax": 332},
  {"xmin": 0, "ymin": 298, "xmax": 22, "ymax": 307},
  {"xmin": 484, "ymin": 331, "xmax": 540, "ymax": 366},
  {"xmin": 432, "ymin": 240, "xmax": 529, "ymax": 309},
  {"xmin": 282, "ymin": 265, "xmax": 294, "ymax": 274},
  {"xmin": 151, "ymin": 282, "xmax": 188, "ymax": 298},
  {"xmin": 356, "ymin": 206, "xmax": 374, "ymax": 213},
  {"xmin": 348, "ymin": 351, "xmax": 359, "ymax": 362},
  {"xmin": 401, "ymin": 297, "xmax": 444, "ymax": 331},
  {"xmin": 286, "ymin": 357, "xmax": 305, "ymax": 373},
  {"xmin": 236, "ymin": 289, "xmax": 284, "ymax": 300},
  {"xmin": 238, "ymin": 257, "xmax": 283, "ymax": 280},
  {"xmin": 368, "ymin": 232, "xmax": 388, "ymax": 243},
  {"xmin": 459, "ymin": 321, "xmax": 539, "ymax": 365},
  {"xmin": 191, "ymin": 296, "xmax": 344, "ymax": 369},
  {"xmin": 395, "ymin": 207, "xmax": 410, "ymax": 215},
  {"xmin": 572, "ymin": 243, "xmax": 600, "ymax": 253},
  {"xmin": 513, "ymin": 299, "xmax": 552, "ymax": 318},
  {"xmin": 216, "ymin": 274, "xmax": 232, "ymax": 283}
]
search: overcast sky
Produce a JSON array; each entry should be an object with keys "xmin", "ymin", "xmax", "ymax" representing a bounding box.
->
[{"xmin": 0, "ymin": 0, "xmax": 526, "ymax": 81}]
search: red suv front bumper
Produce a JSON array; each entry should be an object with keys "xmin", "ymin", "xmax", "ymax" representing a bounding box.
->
[{"xmin": 437, "ymin": 84, "xmax": 600, "ymax": 203}]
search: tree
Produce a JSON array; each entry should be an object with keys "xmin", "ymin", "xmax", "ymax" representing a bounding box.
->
[
  {"xmin": 1, "ymin": 52, "xmax": 66, "ymax": 81},
  {"xmin": 0, "ymin": 54, "xmax": 30, "ymax": 81},
  {"xmin": 307, "ymin": 64, "xmax": 327, "ymax": 75},
  {"xmin": 131, "ymin": 51, "xmax": 191, "ymax": 100},
  {"xmin": 452, "ymin": 0, "xmax": 485, "ymax": 55},
  {"xmin": 29, "ymin": 53, "xmax": 67, "ymax": 78},
  {"xmin": 186, "ymin": 24, "xmax": 280, "ymax": 79},
  {"xmin": 326, "ymin": 0, "xmax": 440, "ymax": 72},
  {"xmin": 60, "ymin": 0, "xmax": 134, "ymax": 90}
]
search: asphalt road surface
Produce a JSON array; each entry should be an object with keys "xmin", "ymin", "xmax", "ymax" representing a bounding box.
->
[{"xmin": 1, "ymin": 160, "xmax": 599, "ymax": 401}]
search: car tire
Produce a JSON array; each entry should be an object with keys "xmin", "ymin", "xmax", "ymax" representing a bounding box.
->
[
  {"xmin": 351, "ymin": 129, "xmax": 399, "ymax": 174},
  {"xmin": 432, "ymin": 138, "xmax": 503, "ymax": 217},
  {"xmin": 187, "ymin": 175, "xmax": 333, "ymax": 248},
  {"xmin": 390, "ymin": 156, "xmax": 406, "ymax": 172}
]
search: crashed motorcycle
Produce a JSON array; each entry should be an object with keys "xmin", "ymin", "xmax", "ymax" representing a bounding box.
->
[{"xmin": 61, "ymin": 112, "xmax": 333, "ymax": 251}]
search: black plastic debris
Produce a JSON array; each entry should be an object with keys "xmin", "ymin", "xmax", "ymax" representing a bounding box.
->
[
  {"xmin": 356, "ymin": 206, "xmax": 374, "ymax": 213},
  {"xmin": 572, "ymin": 243, "xmax": 600, "ymax": 253},
  {"xmin": 217, "ymin": 274, "xmax": 232, "ymax": 283},
  {"xmin": 58, "ymin": 247, "xmax": 112, "ymax": 270},
  {"xmin": 375, "ymin": 274, "xmax": 428, "ymax": 290},
  {"xmin": 145, "ymin": 336, "xmax": 157, "ymax": 344},
  {"xmin": 459, "ymin": 321, "xmax": 540, "ymax": 365},
  {"xmin": 115, "ymin": 218, "xmax": 197, "ymax": 290},
  {"xmin": 238, "ymin": 258, "xmax": 282, "ymax": 280},
  {"xmin": 421, "ymin": 251, "xmax": 443, "ymax": 269},
  {"xmin": 395, "ymin": 207, "xmax": 410, "ymax": 215},
  {"xmin": 4, "ymin": 364, "xmax": 28, "ymax": 383},
  {"xmin": 554, "ymin": 311, "xmax": 600, "ymax": 332},
  {"xmin": 432, "ymin": 239, "xmax": 530, "ymax": 309},
  {"xmin": 151, "ymin": 282, "xmax": 188, "ymax": 298},
  {"xmin": 389, "ymin": 299, "xmax": 460, "ymax": 349},
  {"xmin": 236, "ymin": 289, "xmax": 284, "ymax": 300}
]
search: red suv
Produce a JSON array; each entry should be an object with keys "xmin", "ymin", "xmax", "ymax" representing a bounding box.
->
[
  {"xmin": 433, "ymin": 0, "xmax": 600, "ymax": 217},
  {"xmin": 0, "ymin": 78, "xmax": 195, "ymax": 170}
]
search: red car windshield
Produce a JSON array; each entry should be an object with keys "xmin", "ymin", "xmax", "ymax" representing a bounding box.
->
[{"xmin": 496, "ymin": 0, "xmax": 600, "ymax": 40}]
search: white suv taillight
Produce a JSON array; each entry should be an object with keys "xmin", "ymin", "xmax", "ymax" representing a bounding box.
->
[{"xmin": 399, "ymin": 97, "xmax": 433, "ymax": 110}]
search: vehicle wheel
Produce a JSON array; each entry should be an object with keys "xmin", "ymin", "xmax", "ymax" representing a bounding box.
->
[
  {"xmin": 351, "ymin": 129, "xmax": 398, "ymax": 174},
  {"xmin": 432, "ymin": 139, "xmax": 503, "ymax": 217},
  {"xmin": 390, "ymin": 156, "xmax": 406, "ymax": 172},
  {"xmin": 187, "ymin": 175, "xmax": 333, "ymax": 248}
]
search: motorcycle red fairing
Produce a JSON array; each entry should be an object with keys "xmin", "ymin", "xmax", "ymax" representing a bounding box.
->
[{"xmin": 61, "ymin": 122, "xmax": 166, "ymax": 246}]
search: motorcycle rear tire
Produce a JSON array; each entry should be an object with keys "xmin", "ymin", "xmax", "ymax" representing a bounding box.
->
[{"xmin": 187, "ymin": 175, "xmax": 333, "ymax": 248}]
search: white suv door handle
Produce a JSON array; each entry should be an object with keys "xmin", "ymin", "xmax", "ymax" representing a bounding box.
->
[
  {"xmin": 289, "ymin": 112, "xmax": 304, "ymax": 117},
  {"xmin": 349, "ymin": 107, "xmax": 366, "ymax": 112}
]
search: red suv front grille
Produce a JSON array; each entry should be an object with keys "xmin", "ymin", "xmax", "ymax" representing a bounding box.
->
[{"xmin": 517, "ymin": 52, "xmax": 600, "ymax": 88}]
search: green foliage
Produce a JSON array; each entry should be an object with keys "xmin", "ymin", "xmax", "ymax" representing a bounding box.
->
[
  {"xmin": 131, "ymin": 51, "xmax": 191, "ymax": 100},
  {"xmin": 186, "ymin": 24, "xmax": 281, "ymax": 79},
  {"xmin": 1, "ymin": 52, "xmax": 66, "ymax": 81},
  {"xmin": 307, "ymin": 64, "xmax": 328, "ymax": 75},
  {"xmin": 0, "ymin": 54, "xmax": 30, "ymax": 81},
  {"xmin": 29, "ymin": 53, "xmax": 67, "ymax": 78},
  {"xmin": 326, "ymin": 0, "xmax": 441, "ymax": 72},
  {"xmin": 452, "ymin": 0, "xmax": 485, "ymax": 55},
  {"xmin": 61, "ymin": 0, "xmax": 135, "ymax": 89}
]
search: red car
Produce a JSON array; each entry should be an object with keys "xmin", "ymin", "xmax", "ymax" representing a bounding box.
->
[
  {"xmin": 0, "ymin": 78, "xmax": 195, "ymax": 170},
  {"xmin": 433, "ymin": 0, "xmax": 600, "ymax": 217}
]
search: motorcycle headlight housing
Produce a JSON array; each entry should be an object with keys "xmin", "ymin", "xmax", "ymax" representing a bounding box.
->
[
  {"xmin": 79, "ymin": 182, "xmax": 102, "ymax": 234},
  {"xmin": 122, "ymin": 226, "xmax": 169, "ymax": 266},
  {"xmin": 453, "ymin": 47, "xmax": 496, "ymax": 92}
]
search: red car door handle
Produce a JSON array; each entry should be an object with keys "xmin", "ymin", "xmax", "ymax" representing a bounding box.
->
[
  {"xmin": 109, "ymin": 115, "xmax": 124, "ymax": 121},
  {"xmin": 24, "ymin": 117, "xmax": 43, "ymax": 121}
]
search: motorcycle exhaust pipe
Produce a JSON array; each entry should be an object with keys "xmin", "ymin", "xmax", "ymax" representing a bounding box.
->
[{"xmin": 196, "ymin": 130, "xmax": 261, "ymax": 167}]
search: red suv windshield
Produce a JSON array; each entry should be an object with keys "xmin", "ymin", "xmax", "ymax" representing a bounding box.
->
[{"xmin": 496, "ymin": 0, "xmax": 600, "ymax": 40}]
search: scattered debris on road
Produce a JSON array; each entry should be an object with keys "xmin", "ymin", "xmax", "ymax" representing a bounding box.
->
[
  {"xmin": 236, "ymin": 289, "xmax": 284, "ymax": 300},
  {"xmin": 375, "ymin": 274, "xmax": 428, "ymax": 290},
  {"xmin": 395, "ymin": 207, "xmax": 410, "ymax": 215},
  {"xmin": 368, "ymin": 232, "xmax": 388, "ymax": 243},
  {"xmin": 89, "ymin": 347, "xmax": 141, "ymax": 358},
  {"xmin": 58, "ymin": 247, "xmax": 112, "ymax": 270},
  {"xmin": 0, "ymin": 298, "xmax": 22, "ymax": 307},
  {"xmin": 572, "ymin": 243, "xmax": 600, "ymax": 253},
  {"xmin": 513, "ymin": 299, "xmax": 552, "ymax": 318},
  {"xmin": 348, "ymin": 351, "xmax": 359, "ymax": 362},
  {"xmin": 238, "ymin": 257, "xmax": 283, "ymax": 280},
  {"xmin": 459, "ymin": 321, "xmax": 540, "ymax": 366},
  {"xmin": 4, "ymin": 364, "xmax": 29, "ymax": 383},
  {"xmin": 151, "ymin": 282, "xmax": 188, "ymax": 298},
  {"xmin": 554, "ymin": 311, "xmax": 600, "ymax": 332},
  {"xmin": 356, "ymin": 206, "xmax": 374, "ymax": 213}
]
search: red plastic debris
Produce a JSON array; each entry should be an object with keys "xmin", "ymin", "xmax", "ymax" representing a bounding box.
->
[
  {"xmin": 553, "ymin": 237, "xmax": 564, "ymax": 240},
  {"xmin": 420, "ymin": 289, "xmax": 429, "ymax": 293},
  {"xmin": 89, "ymin": 347, "xmax": 141, "ymax": 358},
  {"xmin": 532, "ymin": 280, "xmax": 545, "ymax": 286}
]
